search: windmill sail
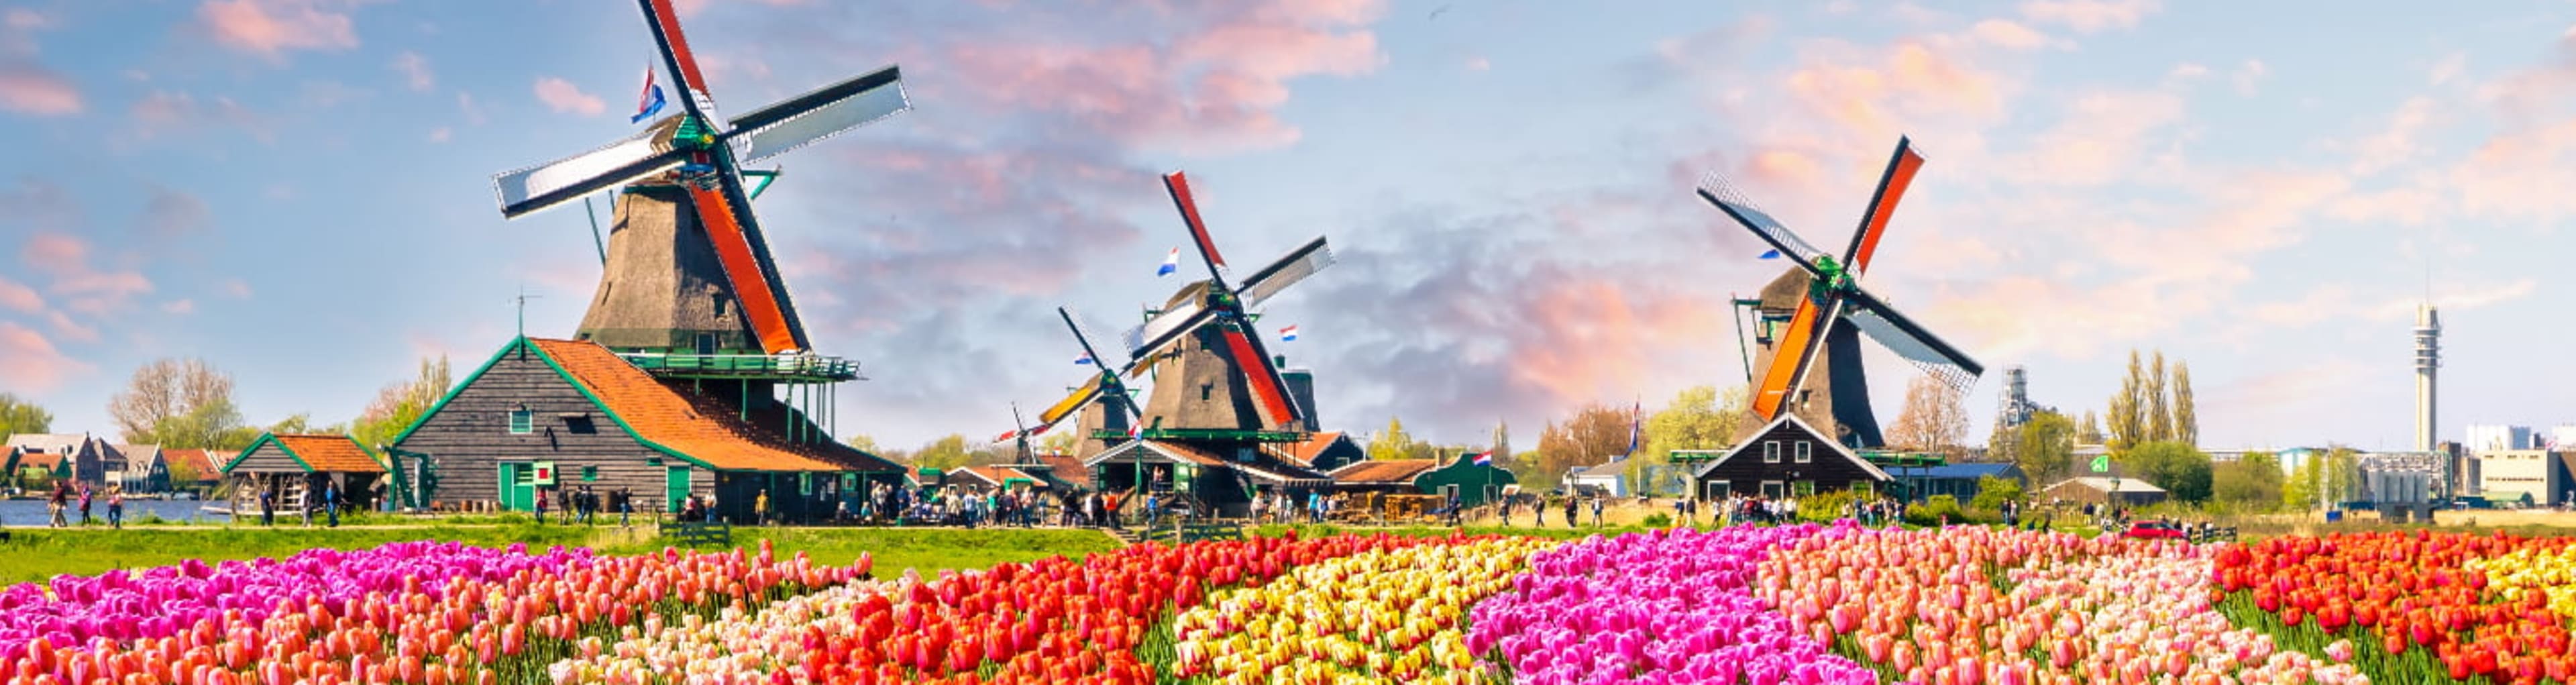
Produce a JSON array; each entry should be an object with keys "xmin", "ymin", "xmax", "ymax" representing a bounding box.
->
[
  {"xmin": 494, "ymin": 121, "xmax": 688, "ymax": 218},
  {"xmin": 726, "ymin": 66, "xmax": 911, "ymax": 164},
  {"xmin": 1036, "ymin": 376, "xmax": 1109, "ymax": 427},
  {"xmin": 1841, "ymin": 287, "xmax": 1982, "ymax": 393},
  {"xmin": 1238, "ymin": 237, "xmax": 1336, "ymax": 309},
  {"xmin": 1123, "ymin": 301, "xmax": 1215, "ymax": 363},
  {"xmin": 1698, "ymin": 171, "xmax": 1833, "ymax": 272}
]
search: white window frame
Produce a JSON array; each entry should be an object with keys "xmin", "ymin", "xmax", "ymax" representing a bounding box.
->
[
  {"xmin": 1794, "ymin": 441, "xmax": 1813, "ymax": 464},
  {"xmin": 508, "ymin": 407, "xmax": 534, "ymax": 435},
  {"xmin": 1764, "ymin": 441, "xmax": 1782, "ymax": 464}
]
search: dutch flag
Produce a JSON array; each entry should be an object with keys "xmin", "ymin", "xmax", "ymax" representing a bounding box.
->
[
  {"xmin": 1157, "ymin": 248, "xmax": 1181, "ymax": 277},
  {"xmin": 1758, "ymin": 249, "xmax": 1782, "ymax": 260},
  {"xmin": 1470, "ymin": 451, "xmax": 1493, "ymax": 466},
  {"xmin": 631, "ymin": 64, "xmax": 667, "ymax": 124},
  {"xmin": 1127, "ymin": 421, "xmax": 1144, "ymax": 439},
  {"xmin": 1075, "ymin": 352, "xmax": 1094, "ymax": 366},
  {"xmin": 1279, "ymin": 325, "xmax": 1299, "ymax": 341}
]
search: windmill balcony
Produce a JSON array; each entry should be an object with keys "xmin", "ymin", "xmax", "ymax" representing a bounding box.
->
[{"xmin": 616, "ymin": 351, "xmax": 863, "ymax": 382}]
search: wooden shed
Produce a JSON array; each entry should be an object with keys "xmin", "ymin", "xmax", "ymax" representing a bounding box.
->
[
  {"xmin": 387, "ymin": 337, "xmax": 904, "ymax": 523},
  {"xmin": 1690, "ymin": 413, "xmax": 1895, "ymax": 501},
  {"xmin": 222, "ymin": 433, "xmax": 388, "ymax": 514}
]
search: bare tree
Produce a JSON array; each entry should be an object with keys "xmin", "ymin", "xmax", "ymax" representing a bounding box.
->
[
  {"xmin": 108, "ymin": 358, "xmax": 236, "ymax": 444},
  {"xmin": 352, "ymin": 356, "xmax": 453, "ymax": 449},
  {"xmin": 1884, "ymin": 376, "xmax": 1970, "ymax": 458}
]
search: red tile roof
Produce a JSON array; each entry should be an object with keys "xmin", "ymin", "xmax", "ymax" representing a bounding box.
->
[
  {"xmin": 1031, "ymin": 451, "xmax": 1092, "ymax": 489},
  {"xmin": 531, "ymin": 339, "xmax": 901, "ymax": 473},
  {"xmin": 272, "ymin": 435, "xmax": 386, "ymax": 473},
  {"xmin": 951, "ymin": 465, "xmax": 1046, "ymax": 488},
  {"xmin": 1146, "ymin": 440, "xmax": 1231, "ymax": 466},
  {"xmin": 1328, "ymin": 458, "xmax": 1440, "ymax": 485},
  {"xmin": 163, "ymin": 448, "xmax": 219, "ymax": 482},
  {"xmin": 1265, "ymin": 431, "xmax": 1347, "ymax": 468}
]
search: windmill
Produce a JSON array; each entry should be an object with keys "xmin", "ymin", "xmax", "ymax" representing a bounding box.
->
[
  {"xmin": 1003, "ymin": 307, "xmax": 1148, "ymax": 460},
  {"xmin": 490, "ymin": 0, "xmax": 909, "ymax": 360},
  {"xmin": 1697, "ymin": 137, "xmax": 1984, "ymax": 448},
  {"xmin": 1119, "ymin": 171, "xmax": 1335, "ymax": 436}
]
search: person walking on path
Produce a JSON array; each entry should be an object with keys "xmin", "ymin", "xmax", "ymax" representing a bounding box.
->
[
  {"xmin": 535, "ymin": 488, "xmax": 549, "ymax": 525},
  {"xmin": 324, "ymin": 482, "xmax": 341, "ymax": 527},
  {"xmin": 76, "ymin": 485, "xmax": 93, "ymax": 526},
  {"xmin": 107, "ymin": 488, "xmax": 124, "ymax": 529},
  {"xmin": 619, "ymin": 488, "xmax": 633, "ymax": 527},
  {"xmin": 47, "ymin": 482, "xmax": 68, "ymax": 527},
  {"xmin": 1564, "ymin": 495, "xmax": 1578, "ymax": 529},
  {"xmin": 259, "ymin": 488, "xmax": 275, "ymax": 527},
  {"xmin": 1591, "ymin": 496, "xmax": 1604, "ymax": 527},
  {"xmin": 754, "ymin": 490, "xmax": 771, "ymax": 527}
]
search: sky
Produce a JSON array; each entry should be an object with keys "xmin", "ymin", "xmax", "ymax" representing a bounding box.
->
[{"xmin": 1, "ymin": 0, "xmax": 2572, "ymax": 454}]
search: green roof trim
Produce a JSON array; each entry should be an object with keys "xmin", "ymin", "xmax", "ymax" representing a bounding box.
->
[
  {"xmin": 390, "ymin": 337, "xmax": 529, "ymax": 447},
  {"xmin": 219, "ymin": 433, "xmax": 313, "ymax": 474}
]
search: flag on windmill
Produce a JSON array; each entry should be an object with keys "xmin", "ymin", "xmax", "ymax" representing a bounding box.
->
[
  {"xmin": 630, "ymin": 64, "xmax": 667, "ymax": 123},
  {"xmin": 1127, "ymin": 420, "xmax": 1144, "ymax": 439},
  {"xmin": 1075, "ymin": 351, "xmax": 1094, "ymax": 365},
  {"xmin": 1758, "ymin": 249, "xmax": 1782, "ymax": 260},
  {"xmin": 1470, "ymin": 450, "xmax": 1493, "ymax": 466},
  {"xmin": 995, "ymin": 429, "xmax": 1018, "ymax": 442},
  {"xmin": 1157, "ymin": 248, "xmax": 1181, "ymax": 276},
  {"xmin": 1279, "ymin": 325, "xmax": 1299, "ymax": 341}
]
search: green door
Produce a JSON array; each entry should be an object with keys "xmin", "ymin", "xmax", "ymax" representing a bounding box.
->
[
  {"xmin": 498, "ymin": 464, "xmax": 535, "ymax": 511},
  {"xmin": 665, "ymin": 466, "xmax": 691, "ymax": 514}
]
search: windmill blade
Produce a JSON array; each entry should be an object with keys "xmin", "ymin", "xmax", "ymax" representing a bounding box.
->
[
  {"xmin": 1841, "ymin": 286, "xmax": 1984, "ymax": 393},
  {"xmin": 1035, "ymin": 376, "xmax": 1108, "ymax": 428},
  {"xmin": 1216, "ymin": 323, "xmax": 1303, "ymax": 428},
  {"xmin": 1161, "ymin": 171, "xmax": 1230, "ymax": 281},
  {"xmin": 1751, "ymin": 295, "xmax": 1839, "ymax": 420},
  {"xmin": 1237, "ymin": 236, "xmax": 1336, "ymax": 309},
  {"xmin": 1697, "ymin": 171, "xmax": 1831, "ymax": 276},
  {"xmin": 1059, "ymin": 307, "xmax": 1116, "ymax": 371},
  {"xmin": 675, "ymin": 178, "xmax": 806, "ymax": 352},
  {"xmin": 1841, "ymin": 137, "xmax": 1925, "ymax": 276},
  {"xmin": 724, "ymin": 66, "xmax": 910, "ymax": 164},
  {"xmin": 638, "ymin": 0, "xmax": 722, "ymax": 125},
  {"xmin": 1122, "ymin": 301, "xmax": 1217, "ymax": 366},
  {"xmin": 493, "ymin": 126, "xmax": 687, "ymax": 218}
]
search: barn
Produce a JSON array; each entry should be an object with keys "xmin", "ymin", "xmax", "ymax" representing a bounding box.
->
[
  {"xmin": 222, "ymin": 433, "xmax": 388, "ymax": 513},
  {"xmin": 387, "ymin": 337, "xmax": 904, "ymax": 523},
  {"xmin": 1690, "ymin": 413, "xmax": 1895, "ymax": 501}
]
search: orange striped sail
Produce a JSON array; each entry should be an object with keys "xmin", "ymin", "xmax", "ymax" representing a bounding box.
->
[
  {"xmin": 682, "ymin": 185, "xmax": 800, "ymax": 353},
  {"xmin": 1754, "ymin": 296, "xmax": 1826, "ymax": 419}
]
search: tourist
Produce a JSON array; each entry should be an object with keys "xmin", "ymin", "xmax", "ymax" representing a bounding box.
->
[
  {"xmin": 1563, "ymin": 495, "xmax": 1577, "ymax": 529},
  {"xmin": 324, "ymin": 482, "xmax": 341, "ymax": 527},
  {"xmin": 76, "ymin": 484, "xmax": 93, "ymax": 526},
  {"xmin": 619, "ymin": 488, "xmax": 634, "ymax": 527},
  {"xmin": 1591, "ymin": 496, "xmax": 1605, "ymax": 527},
  {"xmin": 1499, "ymin": 496, "xmax": 1512, "ymax": 527},
  {"xmin": 106, "ymin": 488, "xmax": 124, "ymax": 529},
  {"xmin": 1534, "ymin": 494, "xmax": 1546, "ymax": 527},
  {"xmin": 754, "ymin": 489, "xmax": 771, "ymax": 527},
  {"xmin": 535, "ymin": 488, "xmax": 549, "ymax": 525},
  {"xmin": 47, "ymin": 482, "xmax": 67, "ymax": 528},
  {"xmin": 259, "ymin": 488, "xmax": 275, "ymax": 527}
]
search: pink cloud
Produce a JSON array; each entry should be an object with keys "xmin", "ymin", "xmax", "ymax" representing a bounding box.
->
[
  {"xmin": 390, "ymin": 51, "xmax": 433, "ymax": 91},
  {"xmin": 532, "ymin": 76, "xmax": 604, "ymax": 116},
  {"xmin": 0, "ymin": 321, "xmax": 85, "ymax": 392},
  {"xmin": 197, "ymin": 0, "xmax": 360, "ymax": 58},
  {"xmin": 161, "ymin": 299, "xmax": 197, "ymax": 315},
  {"xmin": 20, "ymin": 233, "xmax": 153, "ymax": 315},
  {"xmin": 3, "ymin": 9, "xmax": 49, "ymax": 30},
  {"xmin": 0, "ymin": 64, "xmax": 82, "ymax": 115},
  {"xmin": 1964, "ymin": 19, "xmax": 2061, "ymax": 50},
  {"xmin": 0, "ymin": 276, "xmax": 39, "ymax": 313}
]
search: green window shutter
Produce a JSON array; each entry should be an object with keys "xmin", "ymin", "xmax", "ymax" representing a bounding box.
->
[{"xmin": 582, "ymin": 466, "xmax": 598, "ymax": 482}]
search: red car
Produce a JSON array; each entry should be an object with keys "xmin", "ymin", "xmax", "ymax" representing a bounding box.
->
[{"xmin": 2123, "ymin": 521, "xmax": 2188, "ymax": 540}]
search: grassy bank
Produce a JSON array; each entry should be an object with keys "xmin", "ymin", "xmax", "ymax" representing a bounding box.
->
[{"xmin": 0, "ymin": 525, "xmax": 1124, "ymax": 585}]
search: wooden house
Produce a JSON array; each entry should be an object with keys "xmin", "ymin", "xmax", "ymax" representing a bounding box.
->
[
  {"xmin": 1085, "ymin": 439, "xmax": 1331, "ymax": 517},
  {"xmin": 1690, "ymin": 413, "xmax": 1895, "ymax": 501},
  {"xmin": 162, "ymin": 448, "xmax": 222, "ymax": 490},
  {"xmin": 222, "ymin": 433, "xmax": 388, "ymax": 513},
  {"xmin": 387, "ymin": 337, "xmax": 903, "ymax": 523},
  {"xmin": 949, "ymin": 465, "xmax": 1047, "ymax": 491},
  {"xmin": 6, "ymin": 433, "xmax": 104, "ymax": 488},
  {"xmin": 108, "ymin": 443, "xmax": 167, "ymax": 493},
  {"xmin": 1262, "ymin": 431, "xmax": 1365, "ymax": 473},
  {"xmin": 1327, "ymin": 456, "xmax": 1519, "ymax": 507},
  {"xmin": 2041, "ymin": 476, "xmax": 2168, "ymax": 507}
]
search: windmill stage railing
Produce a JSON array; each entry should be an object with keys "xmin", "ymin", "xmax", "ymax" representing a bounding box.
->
[{"xmin": 616, "ymin": 352, "xmax": 863, "ymax": 382}]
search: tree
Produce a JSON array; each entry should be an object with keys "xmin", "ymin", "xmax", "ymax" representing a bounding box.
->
[
  {"xmin": 2076, "ymin": 411, "xmax": 2103, "ymax": 445},
  {"xmin": 1367, "ymin": 417, "xmax": 1426, "ymax": 461},
  {"xmin": 109, "ymin": 358, "xmax": 241, "ymax": 445},
  {"xmin": 2144, "ymin": 351, "xmax": 2171, "ymax": 443},
  {"xmin": 912, "ymin": 434, "xmax": 973, "ymax": 471},
  {"xmin": 1884, "ymin": 376, "xmax": 1970, "ymax": 458},
  {"xmin": 146, "ymin": 397, "xmax": 256, "ymax": 451},
  {"xmin": 265, "ymin": 413, "xmax": 346, "ymax": 436},
  {"xmin": 1969, "ymin": 475, "xmax": 2026, "ymax": 512},
  {"xmin": 351, "ymin": 357, "xmax": 453, "ymax": 450},
  {"xmin": 2281, "ymin": 447, "xmax": 2359, "ymax": 512},
  {"xmin": 2010, "ymin": 411, "xmax": 2078, "ymax": 487},
  {"xmin": 1036, "ymin": 429, "xmax": 1080, "ymax": 455},
  {"xmin": 2171, "ymin": 362, "xmax": 2197, "ymax": 446},
  {"xmin": 2213, "ymin": 451, "xmax": 2283, "ymax": 513},
  {"xmin": 0, "ymin": 393, "xmax": 52, "ymax": 437},
  {"xmin": 1534, "ymin": 404, "xmax": 1633, "ymax": 485},
  {"xmin": 1489, "ymin": 420, "xmax": 1520, "ymax": 474},
  {"xmin": 2105, "ymin": 351, "xmax": 2145, "ymax": 452},
  {"xmin": 845, "ymin": 433, "xmax": 881, "ymax": 454},
  {"xmin": 2125, "ymin": 440, "xmax": 2213, "ymax": 503},
  {"xmin": 1638, "ymin": 386, "xmax": 1743, "ymax": 496}
]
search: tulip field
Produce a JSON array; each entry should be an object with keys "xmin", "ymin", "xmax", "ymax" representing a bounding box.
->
[{"xmin": 20, "ymin": 527, "xmax": 2576, "ymax": 683}]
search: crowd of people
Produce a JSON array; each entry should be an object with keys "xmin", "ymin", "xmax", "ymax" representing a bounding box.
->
[{"xmin": 42, "ymin": 482, "xmax": 125, "ymax": 529}]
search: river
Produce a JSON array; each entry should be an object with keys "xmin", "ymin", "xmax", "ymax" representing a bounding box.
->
[{"xmin": 0, "ymin": 498, "xmax": 231, "ymax": 527}]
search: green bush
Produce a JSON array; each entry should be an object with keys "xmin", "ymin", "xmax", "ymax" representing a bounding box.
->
[
  {"xmin": 1796, "ymin": 490, "xmax": 1858, "ymax": 523},
  {"xmin": 1904, "ymin": 494, "xmax": 1989, "ymax": 527},
  {"xmin": 1641, "ymin": 513, "xmax": 1672, "ymax": 528}
]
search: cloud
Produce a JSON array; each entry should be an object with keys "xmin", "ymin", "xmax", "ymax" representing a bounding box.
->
[
  {"xmin": 532, "ymin": 76, "xmax": 604, "ymax": 115},
  {"xmin": 2429, "ymin": 51, "xmax": 2467, "ymax": 86},
  {"xmin": 140, "ymin": 187, "xmax": 213, "ymax": 237},
  {"xmin": 1999, "ymin": 89, "xmax": 2186, "ymax": 185},
  {"xmin": 0, "ymin": 64, "xmax": 80, "ymax": 115},
  {"xmin": 220, "ymin": 278, "xmax": 253, "ymax": 298},
  {"xmin": 1964, "ymin": 19, "xmax": 2062, "ymax": 51},
  {"xmin": 2232, "ymin": 58, "xmax": 2268, "ymax": 95},
  {"xmin": 390, "ymin": 51, "xmax": 432, "ymax": 91},
  {"xmin": 0, "ymin": 276, "xmax": 38, "ymax": 313},
  {"xmin": 197, "ymin": 0, "xmax": 360, "ymax": 58},
  {"xmin": 21, "ymin": 232, "xmax": 154, "ymax": 315},
  {"xmin": 3, "ymin": 9, "xmax": 48, "ymax": 30},
  {"xmin": 456, "ymin": 91, "xmax": 486, "ymax": 125},
  {"xmin": 161, "ymin": 299, "xmax": 197, "ymax": 315},
  {"xmin": 0, "ymin": 321, "xmax": 85, "ymax": 392},
  {"xmin": 427, "ymin": 125, "xmax": 450, "ymax": 143},
  {"xmin": 1465, "ymin": 56, "xmax": 1490, "ymax": 72},
  {"xmin": 2018, "ymin": 0, "xmax": 2160, "ymax": 33},
  {"xmin": 124, "ymin": 91, "xmax": 273, "ymax": 145}
]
